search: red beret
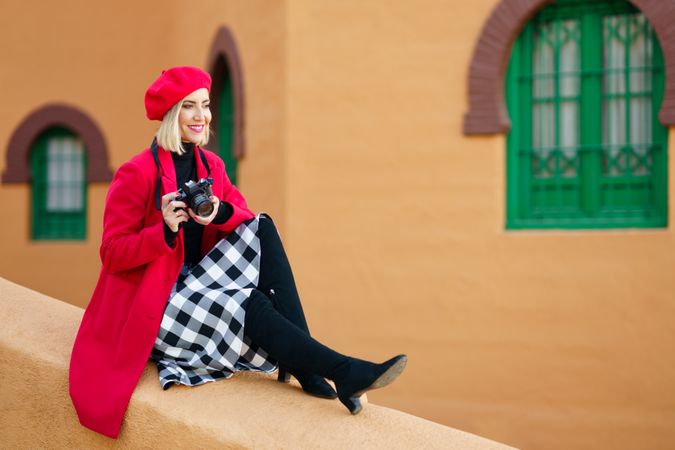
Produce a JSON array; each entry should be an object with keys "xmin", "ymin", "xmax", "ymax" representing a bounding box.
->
[{"xmin": 144, "ymin": 66, "xmax": 212, "ymax": 121}]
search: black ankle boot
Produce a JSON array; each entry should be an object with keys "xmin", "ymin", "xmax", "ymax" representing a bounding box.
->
[
  {"xmin": 244, "ymin": 291, "xmax": 407, "ymax": 414},
  {"xmin": 332, "ymin": 355, "xmax": 408, "ymax": 414},
  {"xmin": 278, "ymin": 367, "xmax": 338, "ymax": 399}
]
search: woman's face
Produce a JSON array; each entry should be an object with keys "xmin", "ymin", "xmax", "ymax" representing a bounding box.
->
[{"xmin": 178, "ymin": 88, "xmax": 211, "ymax": 143}]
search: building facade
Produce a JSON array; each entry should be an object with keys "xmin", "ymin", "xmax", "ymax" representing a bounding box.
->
[{"xmin": 1, "ymin": 1, "xmax": 674, "ymax": 449}]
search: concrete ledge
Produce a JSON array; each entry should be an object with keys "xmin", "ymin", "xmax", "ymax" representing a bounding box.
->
[{"xmin": 0, "ymin": 277, "xmax": 516, "ymax": 449}]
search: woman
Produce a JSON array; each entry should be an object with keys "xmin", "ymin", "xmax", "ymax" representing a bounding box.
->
[{"xmin": 69, "ymin": 66, "xmax": 406, "ymax": 439}]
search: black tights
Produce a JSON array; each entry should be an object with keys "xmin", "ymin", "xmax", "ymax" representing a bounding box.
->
[{"xmin": 255, "ymin": 215, "xmax": 310, "ymax": 334}]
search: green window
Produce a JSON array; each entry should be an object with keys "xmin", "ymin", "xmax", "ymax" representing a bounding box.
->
[
  {"xmin": 506, "ymin": 0, "xmax": 667, "ymax": 229},
  {"xmin": 217, "ymin": 70, "xmax": 238, "ymax": 185},
  {"xmin": 31, "ymin": 128, "xmax": 87, "ymax": 240}
]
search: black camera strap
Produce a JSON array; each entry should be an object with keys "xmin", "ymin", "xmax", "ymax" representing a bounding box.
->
[
  {"xmin": 151, "ymin": 138, "xmax": 162, "ymax": 211},
  {"xmin": 151, "ymin": 138, "xmax": 212, "ymax": 211}
]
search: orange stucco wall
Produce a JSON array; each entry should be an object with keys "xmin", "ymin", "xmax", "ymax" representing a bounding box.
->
[
  {"xmin": 283, "ymin": 1, "xmax": 675, "ymax": 449},
  {"xmin": 1, "ymin": 1, "xmax": 675, "ymax": 449}
]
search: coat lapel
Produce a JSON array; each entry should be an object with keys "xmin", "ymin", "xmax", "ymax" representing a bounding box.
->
[{"xmin": 156, "ymin": 146, "xmax": 178, "ymax": 195}]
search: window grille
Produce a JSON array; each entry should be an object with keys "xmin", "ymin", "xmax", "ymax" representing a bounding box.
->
[
  {"xmin": 31, "ymin": 128, "xmax": 87, "ymax": 239},
  {"xmin": 506, "ymin": 0, "xmax": 667, "ymax": 229}
]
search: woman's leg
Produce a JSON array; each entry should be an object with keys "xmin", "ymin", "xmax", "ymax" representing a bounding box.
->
[
  {"xmin": 256, "ymin": 216, "xmax": 337, "ymax": 399},
  {"xmin": 244, "ymin": 290, "xmax": 407, "ymax": 414},
  {"xmin": 257, "ymin": 215, "xmax": 309, "ymax": 331}
]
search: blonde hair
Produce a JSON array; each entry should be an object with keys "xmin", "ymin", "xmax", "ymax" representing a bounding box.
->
[{"xmin": 155, "ymin": 99, "xmax": 211, "ymax": 154}]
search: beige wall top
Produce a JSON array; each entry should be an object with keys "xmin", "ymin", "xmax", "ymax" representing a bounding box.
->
[{"xmin": 0, "ymin": 277, "xmax": 516, "ymax": 449}]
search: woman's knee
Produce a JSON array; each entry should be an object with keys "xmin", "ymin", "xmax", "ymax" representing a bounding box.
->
[
  {"xmin": 246, "ymin": 289, "xmax": 272, "ymax": 312},
  {"xmin": 258, "ymin": 215, "xmax": 284, "ymax": 249},
  {"xmin": 258, "ymin": 214, "xmax": 278, "ymax": 235}
]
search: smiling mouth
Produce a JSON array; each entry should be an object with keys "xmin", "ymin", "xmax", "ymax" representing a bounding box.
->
[{"xmin": 188, "ymin": 125, "xmax": 204, "ymax": 133}]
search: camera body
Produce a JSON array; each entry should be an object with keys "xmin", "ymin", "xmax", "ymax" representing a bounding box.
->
[{"xmin": 175, "ymin": 177, "xmax": 215, "ymax": 217}]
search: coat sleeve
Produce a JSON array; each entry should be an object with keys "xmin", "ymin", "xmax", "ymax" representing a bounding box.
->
[
  {"xmin": 208, "ymin": 157, "xmax": 255, "ymax": 232},
  {"xmin": 99, "ymin": 160, "xmax": 176, "ymax": 273}
]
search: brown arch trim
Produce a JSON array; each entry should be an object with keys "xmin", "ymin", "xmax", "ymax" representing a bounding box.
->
[
  {"xmin": 463, "ymin": 0, "xmax": 675, "ymax": 135},
  {"xmin": 2, "ymin": 104, "xmax": 113, "ymax": 183},
  {"xmin": 206, "ymin": 26, "xmax": 246, "ymax": 159}
]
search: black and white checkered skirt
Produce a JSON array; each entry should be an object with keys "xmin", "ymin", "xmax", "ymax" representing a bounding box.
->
[{"xmin": 150, "ymin": 214, "xmax": 277, "ymax": 389}]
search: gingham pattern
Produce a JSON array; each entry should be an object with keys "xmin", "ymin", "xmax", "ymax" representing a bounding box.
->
[{"xmin": 151, "ymin": 214, "xmax": 277, "ymax": 389}]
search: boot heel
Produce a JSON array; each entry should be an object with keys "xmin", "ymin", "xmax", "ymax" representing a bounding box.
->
[
  {"xmin": 339, "ymin": 395, "xmax": 362, "ymax": 415},
  {"xmin": 277, "ymin": 367, "xmax": 291, "ymax": 383}
]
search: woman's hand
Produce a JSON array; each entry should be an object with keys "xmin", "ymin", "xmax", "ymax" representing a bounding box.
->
[
  {"xmin": 188, "ymin": 195, "xmax": 220, "ymax": 225},
  {"xmin": 161, "ymin": 192, "xmax": 189, "ymax": 232}
]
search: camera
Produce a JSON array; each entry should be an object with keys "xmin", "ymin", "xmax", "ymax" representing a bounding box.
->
[{"xmin": 175, "ymin": 177, "xmax": 215, "ymax": 217}]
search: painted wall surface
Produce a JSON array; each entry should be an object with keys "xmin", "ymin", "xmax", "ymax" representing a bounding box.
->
[
  {"xmin": 1, "ymin": 1, "xmax": 674, "ymax": 449},
  {"xmin": 284, "ymin": 1, "xmax": 675, "ymax": 449}
]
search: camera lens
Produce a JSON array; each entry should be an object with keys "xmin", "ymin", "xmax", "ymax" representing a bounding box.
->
[{"xmin": 191, "ymin": 194, "xmax": 214, "ymax": 217}]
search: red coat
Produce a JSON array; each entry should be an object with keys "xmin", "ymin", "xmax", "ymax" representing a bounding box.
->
[{"xmin": 69, "ymin": 145, "xmax": 254, "ymax": 438}]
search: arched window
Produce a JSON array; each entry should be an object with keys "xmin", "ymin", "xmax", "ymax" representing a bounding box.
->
[
  {"xmin": 31, "ymin": 128, "xmax": 87, "ymax": 239},
  {"xmin": 2, "ymin": 104, "xmax": 112, "ymax": 240},
  {"xmin": 505, "ymin": 0, "xmax": 667, "ymax": 228},
  {"xmin": 208, "ymin": 27, "xmax": 246, "ymax": 186}
]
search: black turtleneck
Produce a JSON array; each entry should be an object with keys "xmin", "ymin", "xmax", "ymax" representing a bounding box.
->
[{"xmin": 164, "ymin": 142, "xmax": 234, "ymax": 266}]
